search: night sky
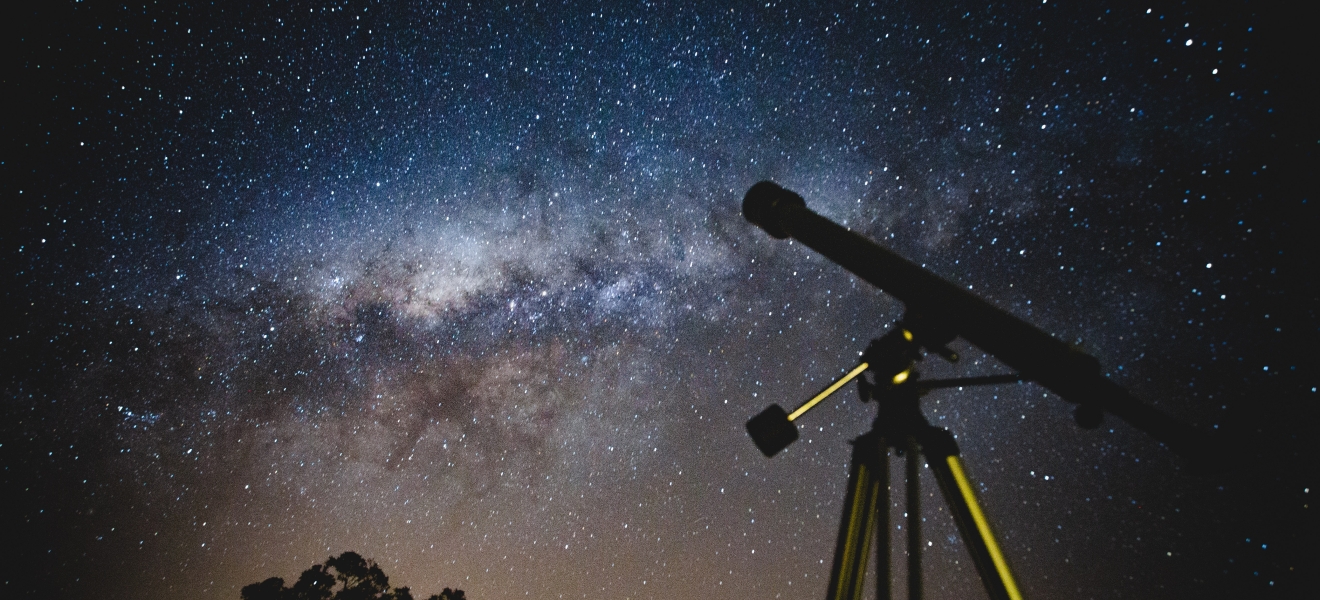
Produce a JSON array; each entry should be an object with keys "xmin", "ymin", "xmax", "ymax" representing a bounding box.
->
[{"xmin": 4, "ymin": 1, "xmax": 1315, "ymax": 599}]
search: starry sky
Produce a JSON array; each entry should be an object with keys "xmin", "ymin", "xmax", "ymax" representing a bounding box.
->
[{"xmin": 4, "ymin": 1, "xmax": 1315, "ymax": 599}]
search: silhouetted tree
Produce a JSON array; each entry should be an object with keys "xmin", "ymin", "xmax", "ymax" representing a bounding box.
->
[
  {"xmin": 241, "ymin": 552, "xmax": 462, "ymax": 600},
  {"xmin": 241, "ymin": 577, "xmax": 288, "ymax": 600},
  {"xmin": 424, "ymin": 589, "xmax": 465, "ymax": 600}
]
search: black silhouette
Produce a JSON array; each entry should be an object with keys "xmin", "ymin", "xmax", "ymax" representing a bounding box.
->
[{"xmin": 241, "ymin": 552, "xmax": 466, "ymax": 600}]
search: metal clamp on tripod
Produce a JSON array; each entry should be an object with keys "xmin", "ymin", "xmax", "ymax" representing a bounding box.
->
[{"xmin": 747, "ymin": 323, "xmax": 1024, "ymax": 600}]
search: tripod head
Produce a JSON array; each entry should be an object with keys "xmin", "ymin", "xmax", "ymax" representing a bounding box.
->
[{"xmin": 747, "ymin": 321, "xmax": 945, "ymax": 457}]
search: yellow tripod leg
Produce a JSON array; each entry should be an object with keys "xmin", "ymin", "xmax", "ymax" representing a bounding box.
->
[{"xmin": 944, "ymin": 456, "xmax": 1023, "ymax": 600}]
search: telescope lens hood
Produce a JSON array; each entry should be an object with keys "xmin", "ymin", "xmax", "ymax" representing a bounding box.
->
[{"xmin": 743, "ymin": 181, "xmax": 806, "ymax": 239}]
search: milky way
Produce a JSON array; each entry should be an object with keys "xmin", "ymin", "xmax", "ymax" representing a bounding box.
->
[{"xmin": 5, "ymin": 2, "xmax": 1314, "ymax": 599}]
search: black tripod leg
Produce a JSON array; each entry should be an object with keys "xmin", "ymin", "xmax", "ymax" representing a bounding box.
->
[
  {"xmin": 905, "ymin": 438, "xmax": 922, "ymax": 600},
  {"xmin": 827, "ymin": 434, "xmax": 887, "ymax": 600},
  {"xmin": 876, "ymin": 443, "xmax": 890, "ymax": 600},
  {"xmin": 922, "ymin": 429, "xmax": 1023, "ymax": 600}
]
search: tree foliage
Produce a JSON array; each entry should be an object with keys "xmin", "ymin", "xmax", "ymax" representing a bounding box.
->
[{"xmin": 241, "ymin": 552, "xmax": 466, "ymax": 600}]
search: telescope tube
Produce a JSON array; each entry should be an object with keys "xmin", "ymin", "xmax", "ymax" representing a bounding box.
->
[{"xmin": 743, "ymin": 181, "xmax": 1208, "ymax": 460}]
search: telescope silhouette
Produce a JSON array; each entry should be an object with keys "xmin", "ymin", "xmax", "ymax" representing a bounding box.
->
[{"xmin": 743, "ymin": 181, "xmax": 1209, "ymax": 462}]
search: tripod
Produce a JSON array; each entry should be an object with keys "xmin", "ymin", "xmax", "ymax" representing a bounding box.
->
[{"xmin": 748, "ymin": 324, "xmax": 1024, "ymax": 600}]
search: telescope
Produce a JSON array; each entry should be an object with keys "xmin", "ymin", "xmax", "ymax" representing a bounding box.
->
[
  {"xmin": 739, "ymin": 181, "xmax": 1213, "ymax": 600},
  {"xmin": 742, "ymin": 180, "xmax": 1209, "ymax": 460}
]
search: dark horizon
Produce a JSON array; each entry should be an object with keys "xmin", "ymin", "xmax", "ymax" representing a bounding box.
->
[{"xmin": 4, "ymin": 1, "xmax": 1315, "ymax": 598}]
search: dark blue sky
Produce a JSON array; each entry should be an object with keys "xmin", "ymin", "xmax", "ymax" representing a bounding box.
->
[{"xmin": 4, "ymin": 1, "xmax": 1314, "ymax": 598}]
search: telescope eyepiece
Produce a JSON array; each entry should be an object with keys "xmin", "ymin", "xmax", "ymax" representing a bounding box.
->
[{"xmin": 743, "ymin": 181, "xmax": 806, "ymax": 239}]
